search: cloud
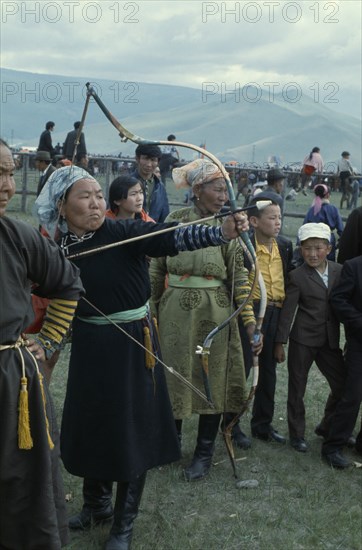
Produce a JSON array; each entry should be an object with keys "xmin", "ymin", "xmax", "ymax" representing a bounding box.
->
[{"xmin": 1, "ymin": 0, "xmax": 361, "ymax": 117}]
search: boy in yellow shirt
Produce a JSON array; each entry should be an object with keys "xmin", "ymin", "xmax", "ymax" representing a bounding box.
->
[{"xmin": 236, "ymin": 198, "xmax": 293, "ymax": 444}]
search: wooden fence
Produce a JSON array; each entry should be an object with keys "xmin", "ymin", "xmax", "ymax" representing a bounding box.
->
[{"xmin": 11, "ymin": 153, "xmax": 351, "ymax": 221}]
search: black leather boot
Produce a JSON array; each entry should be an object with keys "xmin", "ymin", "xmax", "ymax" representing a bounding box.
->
[
  {"xmin": 223, "ymin": 413, "xmax": 251, "ymax": 450},
  {"xmin": 104, "ymin": 473, "xmax": 147, "ymax": 550},
  {"xmin": 184, "ymin": 414, "xmax": 221, "ymax": 481},
  {"xmin": 69, "ymin": 478, "xmax": 114, "ymax": 530}
]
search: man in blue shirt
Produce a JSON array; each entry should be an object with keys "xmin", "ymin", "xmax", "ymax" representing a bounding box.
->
[{"xmin": 131, "ymin": 144, "xmax": 169, "ymax": 222}]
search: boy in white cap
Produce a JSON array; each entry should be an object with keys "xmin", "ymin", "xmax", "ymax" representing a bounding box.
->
[{"xmin": 275, "ymin": 223, "xmax": 347, "ymax": 453}]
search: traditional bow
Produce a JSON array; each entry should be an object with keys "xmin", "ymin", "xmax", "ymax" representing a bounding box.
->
[
  {"xmin": 65, "ymin": 204, "xmax": 268, "ymax": 261},
  {"xmin": 79, "ymin": 84, "xmax": 268, "ymax": 448},
  {"xmin": 84, "ymin": 82, "xmax": 252, "ymax": 404},
  {"xmin": 214, "ymin": 170, "xmax": 268, "ymax": 478},
  {"xmin": 189, "ymin": 156, "xmax": 268, "ymax": 477},
  {"xmin": 222, "ymin": 264, "xmax": 267, "ymax": 478}
]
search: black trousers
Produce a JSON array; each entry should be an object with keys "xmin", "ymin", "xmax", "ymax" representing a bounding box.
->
[
  {"xmin": 287, "ymin": 341, "xmax": 346, "ymax": 438},
  {"xmin": 240, "ymin": 305, "xmax": 281, "ymax": 434},
  {"xmin": 159, "ymin": 154, "xmax": 178, "ymax": 182},
  {"xmin": 339, "ymin": 171, "xmax": 351, "ymax": 191},
  {"xmin": 323, "ymin": 347, "xmax": 362, "ymax": 454}
]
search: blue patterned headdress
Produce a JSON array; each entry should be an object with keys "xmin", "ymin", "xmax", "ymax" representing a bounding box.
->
[{"xmin": 34, "ymin": 166, "xmax": 96, "ymax": 236}]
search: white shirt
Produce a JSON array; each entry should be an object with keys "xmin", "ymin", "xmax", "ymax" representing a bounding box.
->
[
  {"xmin": 162, "ymin": 144, "xmax": 178, "ymax": 159},
  {"xmin": 315, "ymin": 263, "xmax": 328, "ymax": 288}
]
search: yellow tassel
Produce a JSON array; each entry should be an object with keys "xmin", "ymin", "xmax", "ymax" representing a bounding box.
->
[
  {"xmin": 38, "ymin": 372, "xmax": 55, "ymax": 450},
  {"xmin": 152, "ymin": 317, "xmax": 160, "ymax": 340},
  {"xmin": 144, "ymin": 326, "xmax": 156, "ymax": 370},
  {"xmin": 18, "ymin": 377, "xmax": 33, "ymax": 450}
]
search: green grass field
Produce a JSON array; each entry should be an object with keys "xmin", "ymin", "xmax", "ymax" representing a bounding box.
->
[
  {"xmin": 52, "ymin": 345, "xmax": 362, "ymax": 550},
  {"xmin": 11, "ymin": 170, "xmax": 362, "ymax": 549}
]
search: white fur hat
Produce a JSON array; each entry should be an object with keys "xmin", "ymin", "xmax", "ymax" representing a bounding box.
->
[{"xmin": 298, "ymin": 222, "xmax": 331, "ymax": 242}]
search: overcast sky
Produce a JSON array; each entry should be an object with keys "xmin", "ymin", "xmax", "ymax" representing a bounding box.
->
[{"xmin": 1, "ymin": 0, "xmax": 361, "ymax": 118}]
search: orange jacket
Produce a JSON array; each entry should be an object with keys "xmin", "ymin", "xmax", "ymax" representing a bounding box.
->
[{"xmin": 105, "ymin": 209, "xmax": 155, "ymax": 223}]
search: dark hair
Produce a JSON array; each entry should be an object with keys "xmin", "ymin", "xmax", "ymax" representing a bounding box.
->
[
  {"xmin": 314, "ymin": 183, "xmax": 330, "ymax": 198},
  {"xmin": 247, "ymin": 196, "xmax": 280, "ymax": 218},
  {"xmin": 167, "ymin": 134, "xmax": 176, "ymax": 141},
  {"xmin": 308, "ymin": 147, "xmax": 320, "ymax": 160},
  {"xmin": 341, "ymin": 151, "xmax": 350, "ymax": 158},
  {"xmin": 74, "ymin": 121, "xmax": 81, "ymax": 129},
  {"xmin": 135, "ymin": 144, "xmax": 162, "ymax": 159},
  {"xmin": 267, "ymin": 168, "xmax": 285, "ymax": 183},
  {"xmin": 46, "ymin": 121, "xmax": 55, "ymax": 130},
  {"xmin": 108, "ymin": 176, "xmax": 142, "ymax": 212}
]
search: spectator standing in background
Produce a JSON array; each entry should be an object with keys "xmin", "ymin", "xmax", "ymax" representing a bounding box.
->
[
  {"xmin": 349, "ymin": 178, "xmax": 360, "ymax": 211},
  {"xmin": 63, "ymin": 121, "xmax": 87, "ymax": 165},
  {"xmin": 253, "ymin": 169, "xmax": 286, "ymax": 225},
  {"xmin": 337, "ymin": 152, "xmax": 355, "ymax": 209},
  {"xmin": 159, "ymin": 134, "xmax": 179, "ymax": 183},
  {"xmin": 320, "ymin": 205, "xmax": 362, "ymax": 468},
  {"xmin": 54, "ymin": 142, "xmax": 63, "ymax": 156},
  {"xmin": 301, "ymin": 147, "xmax": 324, "ymax": 195},
  {"xmin": 302, "ymin": 184, "xmax": 344, "ymax": 261},
  {"xmin": 337, "ymin": 206, "xmax": 362, "ymax": 263},
  {"xmin": 131, "ymin": 144, "xmax": 169, "ymax": 222},
  {"xmin": 35, "ymin": 150, "xmax": 56, "ymax": 196},
  {"xmin": 106, "ymin": 175, "xmax": 154, "ymax": 222},
  {"xmin": 321, "ymin": 252, "xmax": 362, "ymax": 468},
  {"xmin": 37, "ymin": 121, "xmax": 55, "ymax": 159},
  {"xmin": 263, "ymin": 169, "xmax": 285, "ymax": 207}
]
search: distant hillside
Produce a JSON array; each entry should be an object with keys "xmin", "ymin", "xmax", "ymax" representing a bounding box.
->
[{"xmin": 1, "ymin": 68, "xmax": 361, "ymax": 169}]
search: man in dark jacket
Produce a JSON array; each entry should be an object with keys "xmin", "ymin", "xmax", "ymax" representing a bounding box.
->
[
  {"xmin": 131, "ymin": 144, "xmax": 169, "ymax": 222},
  {"xmin": 63, "ymin": 121, "xmax": 87, "ymax": 164},
  {"xmin": 337, "ymin": 207, "xmax": 362, "ymax": 263},
  {"xmin": 256, "ymin": 168, "xmax": 285, "ymax": 211},
  {"xmin": 321, "ymin": 210, "xmax": 362, "ymax": 468},
  {"xmin": 38, "ymin": 121, "xmax": 55, "ymax": 158},
  {"xmin": 321, "ymin": 255, "xmax": 362, "ymax": 468},
  {"xmin": 35, "ymin": 150, "xmax": 56, "ymax": 196}
]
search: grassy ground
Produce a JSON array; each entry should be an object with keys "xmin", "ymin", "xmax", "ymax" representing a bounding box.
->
[
  {"xmin": 12, "ymin": 171, "xmax": 362, "ymax": 549},
  {"xmin": 52, "ymin": 347, "xmax": 362, "ymax": 550}
]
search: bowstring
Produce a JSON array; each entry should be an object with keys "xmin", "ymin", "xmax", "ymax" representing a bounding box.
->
[{"xmin": 80, "ymin": 296, "xmax": 214, "ymax": 408}]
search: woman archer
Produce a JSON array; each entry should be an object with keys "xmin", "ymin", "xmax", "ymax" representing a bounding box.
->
[
  {"xmin": 34, "ymin": 165, "xmax": 249, "ymax": 550},
  {"xmin": 149, "ymin": 159, "xmax": 262, "ymax": 482}
]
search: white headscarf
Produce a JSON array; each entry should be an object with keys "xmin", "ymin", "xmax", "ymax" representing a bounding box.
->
[
  {"xmin": 34, "ymin": 166, "xmax": 96, "ymax": 235},
  {"xmin": 172, "ymin": 159, "xmax": 224, "ymax": 189}
]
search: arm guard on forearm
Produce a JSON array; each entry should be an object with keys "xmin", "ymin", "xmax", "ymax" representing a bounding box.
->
[
  {"xmin": 34, "ymin": 298, "xmax": 78, "ymax": 357},
  {"xmin": 174, "ymin": 224, "xmax": 229, "ymax": 251}
]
